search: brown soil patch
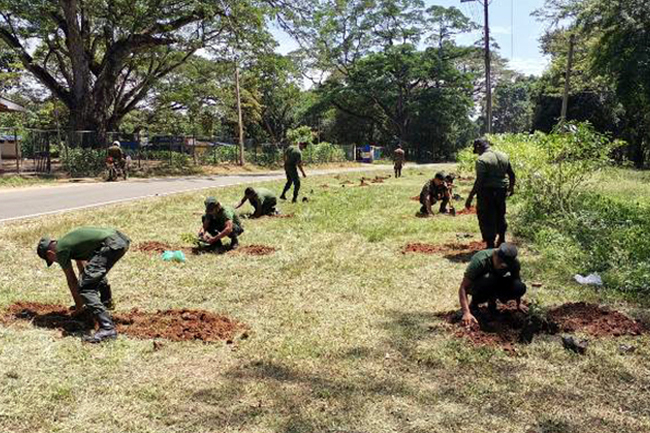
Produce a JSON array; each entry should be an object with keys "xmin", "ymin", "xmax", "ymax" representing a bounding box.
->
[
  {"xmin": 233, "ymin": 244, "xmax": 276, "ymax": 256},
  {"xmin": 436, "ymin": 302, "xmax": 646, "ymax": 353},
  {"xmin": 456, "ymin": 206, "xmax": 477, "ymax": 215},
  {"xmin": 320, "ymin": 184, "xmax": 329, "ymax": 188},
  {"xmin": 134, "ymin": 241, "xmax": 195, "ymax": 255},
  {"xmin": 410, "ymin": 195, "xmax": 421, "ymax": 201},
  {"xmin": 266, "ymin": 213, "xmax": 294, "ymax": 219},
  {"xmin": 402, "ymin": 240, "xmax": 485, "ymax": 256},
  {"xmin": 548, "ymin": 302, "xmax": 645, "ymax": 337},
  {"xmin": 2, "ymin": 302, "xmax": 245, "ymax": 343}
]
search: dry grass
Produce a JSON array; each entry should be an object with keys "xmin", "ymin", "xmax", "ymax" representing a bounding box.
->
[{"xmin": 0, "ymin": 165, "xmax": 648, "ymax": 433}]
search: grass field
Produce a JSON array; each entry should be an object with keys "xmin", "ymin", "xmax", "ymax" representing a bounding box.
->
[{"xmin": 1, "ymin": 166, "xmax": 648, "ymax": 433}]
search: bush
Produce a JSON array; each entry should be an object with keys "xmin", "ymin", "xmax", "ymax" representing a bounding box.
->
[
  {"xmin": 303, "ymin": 142, "xmax": 346, "ymax": 164},
  {"xmin": 61, "ymin": 148, "xmax": 106, "ymax": 177},
  {"xmin": 458, "ymin": 122, "xmax": 622, "ymax": 212}
]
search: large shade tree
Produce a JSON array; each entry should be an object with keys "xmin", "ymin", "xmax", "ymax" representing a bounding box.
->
[{"xmin": 0, "ymin": 0, "xmax": 307, "ymax": 142}]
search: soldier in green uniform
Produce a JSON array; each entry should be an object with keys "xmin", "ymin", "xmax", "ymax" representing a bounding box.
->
[
  {"xmin": 36, "ymin": 227, "xmax": 131, "ymax": 343},
  {"xmin": 199, "ymin": 197, "xmax": 244, "ymax": 250},
  {"xmin": 107, "ymin": 141, "xmax": 127, "ymax": 180},
  {"xmin": 235, "ymin": 187, "xmax": 278, "ymax": 218},
  {"xmin": 465, "ymin": 138, "xmax": 516, "ymax": 248},
  {"xmin": 458, "ymin": 243, "xmax": 527, "ymax": 327},
  {"xmin": 419, "ymin": 171, "xmax": 451, "ymax": 216},
  {"xmin": 280, "ymin": 142, "xmax": 308, "ymax": 203}
]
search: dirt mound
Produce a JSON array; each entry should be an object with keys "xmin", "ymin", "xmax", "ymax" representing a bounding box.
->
[
  {"xmin": 2, "ymin": 302, "xmax": 245, "ymax": 343},
  {"xmin": 411, "ymin": 195, "xmax": 421, "ymax": 201},
  {"xmin": 456, "ymin": 206, "xmax": 477, "ymax": 215},
  {"xmin": 436, "ymin": 302, "xmax": 646, "ymax": 353},
  {"xmin": 402, "ymin": 240, "xmax": 484, "ymax": 256},
  {"xmin": 234, "ymin": 245, "xmax": 276, "ymax": 256},
  {"xmin": 548, "ymin": 302, "xmax": 644, "ymax": 337},
  {"xmin": 134, "ymin": 241, "xmax": 194, "ymax": 255}
]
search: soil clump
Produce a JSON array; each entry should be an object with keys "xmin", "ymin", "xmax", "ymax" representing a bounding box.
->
[
  {"xmin": 456, "ymin": 207, "xmax": 477, "ymax": 215},
  {"xmin": 2, "ymin": 302, "xmax": 245, "ymax": 343},
  {"xmin": 435, "ymin": 301, "xmax": 646, "ymax": 353},
  {"xmin": 134, "ymin": 241, "xmax": 195, "ymax": 255},
  {"xmin": 402, "ymin": 240, "xmax": 485, "ymax": 256},
  {"xmin": 233, "ymin": 245, "xmax": 276, "ymax": 256}
]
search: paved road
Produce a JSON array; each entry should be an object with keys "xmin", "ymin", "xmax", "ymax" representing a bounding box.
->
[{"xmin": 0, "ymin": 164, "xmax": 447, "ymax": 223}]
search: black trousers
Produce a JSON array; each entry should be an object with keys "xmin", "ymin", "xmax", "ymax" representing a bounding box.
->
[
  {"xmin": 281, "ymin": 168, "xmax": 301, "ymax": 200},
  {"xmin": 477, "ymin": 187, "xmax": 508, "ymax": 247},
  {"xmin": 468, "ymin": 274, "xmax": 527, "ymax": 306}
]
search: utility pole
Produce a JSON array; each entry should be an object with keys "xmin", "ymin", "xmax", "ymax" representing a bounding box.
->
[
  {"xmin": 461, "ymin": 0, "xmax": 492, "ymax": 133},
  {"xmin": 235, "ymin": 60, "xmax": 245, "ymax": 166},
  {"xmin": 484, "ymin": 0, "xmax": 492, "ymax": 134},
  {"xmin": 560, "ymin": 33, "xmax": 576, "ymax": 123}
]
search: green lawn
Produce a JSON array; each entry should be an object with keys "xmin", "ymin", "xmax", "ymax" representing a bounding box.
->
[{"xmin": 0, "ymin": 166, "xmax": 648, "ymax": 433}]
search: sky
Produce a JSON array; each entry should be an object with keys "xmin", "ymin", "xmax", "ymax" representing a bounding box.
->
[{"xmin": 271, "ymin": 0, "xmax": 550, "ymax": 76}]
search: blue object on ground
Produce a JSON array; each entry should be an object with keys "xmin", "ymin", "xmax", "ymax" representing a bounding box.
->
[{"xmin": 162, "ymin": 250, "xmax": 186, "ymax": 262}]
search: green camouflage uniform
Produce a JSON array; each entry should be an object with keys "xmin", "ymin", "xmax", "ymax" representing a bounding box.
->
[
  {"xmin": 56, "ymin": 227, "xmax": 130, "ymax": 315},
  {"xmin": 202, "ymin": 205, "xmax": 244, "ymax": 248},
  {"xmin": 419, "ymin": 180, "xmax": 450, "ymax": 214},
  {"xmin": 250, "ymin": 187, "xmax": 277, "ymax": 216},
  {"xmin": 475, "ymin": 149, "xmax": 512, "ymax": 246},
  {"xmin": 281, "ymin": 146, "xmax": 302, "ymax": 201},
  {"xmin": 464, "ymin": 249, "xmax": 526, "ymax": 307}
]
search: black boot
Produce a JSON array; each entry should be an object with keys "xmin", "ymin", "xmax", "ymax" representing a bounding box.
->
[{"xmin": 83, "ymin": 311, "xmax": 117, "ymax": 343}]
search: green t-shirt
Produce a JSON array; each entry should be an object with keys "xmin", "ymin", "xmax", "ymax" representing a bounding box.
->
[
  {"xmin": 464, "ymin": 249, "xmax": 521, "ymax": 282},
  {"xmin": 251, "ymin": 187, "xmax": 276, "ymax": 208},
  {"xmin": 56, "ymin": 227, "xmax": 117, "ymax": 269},
  {"xmin": 475, "ymin": 149, "xmax": 511, "ymax": 189},
  {"xmin": 203, "ymin": 206, "xmax": 242, "ymax": 234},
  {"xmin": 285, "ymin": 146, "xmax": 302, "ymax": 169}
]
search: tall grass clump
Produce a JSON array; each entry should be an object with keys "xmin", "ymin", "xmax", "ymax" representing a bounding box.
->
[{"xmin": 459, "ymin": 122, "xmax": 649, "ymax": 297}]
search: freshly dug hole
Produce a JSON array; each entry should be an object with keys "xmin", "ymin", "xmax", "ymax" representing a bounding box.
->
[
  {"xmin": 2, "ymin": 302, "xmax": 245, "ymax": 343},
  {"xmin": 436, "ymin": 302, "xmax": 646, "ymax": 352}
]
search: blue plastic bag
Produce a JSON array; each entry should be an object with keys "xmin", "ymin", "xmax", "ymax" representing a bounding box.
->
[{"xmin": 161, "ymin": 250, "xmax": 186, "ymax": 262}]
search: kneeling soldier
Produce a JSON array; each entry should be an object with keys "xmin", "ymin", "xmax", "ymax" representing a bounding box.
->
[
  {"xmin": 235, "ymin": 187, "xmax": 278, "ymax": 218},
  {"xmin": 37, "ymin": 227, "xmax": 131, "ymax": 343},
  {"xmin": 419, "ymin": 171, "xmax": 451, "ymax": 215},
  {"xmin": 199, "ymin": 197, "xmax": 244, "ymax": 251},
  {"xmin": 458, "ymin": 243, "xmax": 527, "ymax": 327}
]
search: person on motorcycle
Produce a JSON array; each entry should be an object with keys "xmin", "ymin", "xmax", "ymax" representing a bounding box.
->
[{"xmin": 107, "ymin": 141, "xmax": 127, "ymax": 180}]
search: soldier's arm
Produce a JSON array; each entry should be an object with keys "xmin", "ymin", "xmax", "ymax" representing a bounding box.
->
[
  {"xmin": 234, "ymin": 196, "xmax": 247, "ymax": 210},
  {"xmin": 63, "ymin": 266, "xmax": 84, "ymax": 312},
  {"xmin": 458, "ymin": 277, "xmax": 478, "ymax": 327},
  {"xmin": 210, "ymin": 220, "xmax": 234, "ymax": 243},
  {"xmin": 507, "ymin": 163, "xmax": 516, "ymax": 196},
  {"xmin": 299, "ymin": 161, "xmax": 307, "ymax": 177},
  {"xmin": 466, "ymin": 162, "xmax": 484, "ymax": 208}
]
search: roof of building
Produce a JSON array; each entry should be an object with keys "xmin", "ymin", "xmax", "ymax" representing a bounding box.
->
[{"xmin": 0, "ymin": 97, "xmax": 26, "ymax": 113}]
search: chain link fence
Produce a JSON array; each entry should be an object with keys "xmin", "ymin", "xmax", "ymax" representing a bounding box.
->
[{"xmin": 0, "ymin": 128, "xmax": 356, "ymax": 176}]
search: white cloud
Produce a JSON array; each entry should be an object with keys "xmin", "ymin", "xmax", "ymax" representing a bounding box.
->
[
  {"xmin": 508, "ymin": 56, "xmax": 550, "ymax": 76},
  {"xmin": 491, "ymin": 26, "xmax": 512, "ymax": 35}
]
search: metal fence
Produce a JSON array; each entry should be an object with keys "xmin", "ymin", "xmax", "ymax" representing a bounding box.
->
[{"xmin": 0, "ymin": 128, "xmax": 357, "ymax": 175}]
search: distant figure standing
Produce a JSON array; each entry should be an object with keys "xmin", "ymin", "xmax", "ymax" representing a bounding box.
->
[
  {"xmin": 280, "ymin": 141, "xmax": 308, "ymax": 203},
  {"xmin": 393, "ymin": 144, "xmax": 405, "ymax": 178},
  {"xmin": 465, "ymin": 138, "xmax": 516, "ymax": 248}
]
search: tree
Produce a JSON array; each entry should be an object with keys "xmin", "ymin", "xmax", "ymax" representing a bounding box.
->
[
  {"xmin": 491, "ymin": 75, "xmax": 537, "ymax": 133},
  {"xmin": 0, "ymin": 0, "xmax": 306, "ymax": 142}
]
